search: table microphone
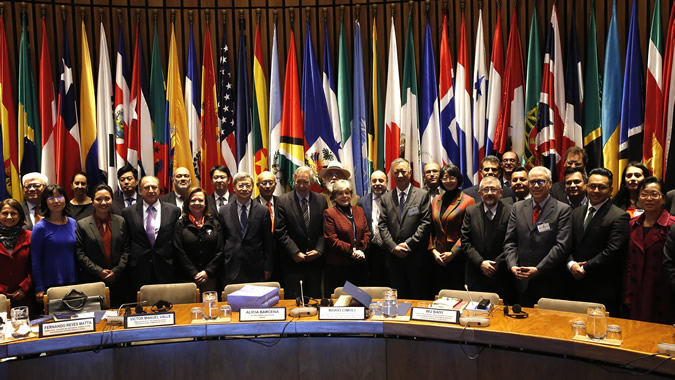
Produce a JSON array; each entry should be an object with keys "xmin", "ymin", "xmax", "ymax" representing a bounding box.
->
[
  {"xmin": 289, "ymin": 280, "xmax": 317, "ymax": 317},
  {"xmin": 105, "ymin": 301, "xmax": 148, "ymax": 325},
  {"xmin": 459, "ymin": 284, "xmax": 490, "ymax": 327}
]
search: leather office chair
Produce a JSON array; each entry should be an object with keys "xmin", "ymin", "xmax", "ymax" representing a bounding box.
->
[
  {"xmin": 437, "ymin": 289, "xmax": 502, "ymax": 306},
  {"xmin": 222, "ymin": 282, "xmax": 283, "ymax": 301},
  {"xmin": 331, "ymin": 286, "xmax": 392, "ymax": 300},
  {"xmin": 535, "ymin": 297, "xmax": 608, "ymax": 315},
  {"xmin": 137, "ymin": 283, "xmax": 200, "ymax": 306},
  {"xmin": 0, "ymin": 294, "xmax": 9, "ymax": 314},
  {"xmin": 44, "ymin": 282, "xmax": 110, "ymax": 315}
]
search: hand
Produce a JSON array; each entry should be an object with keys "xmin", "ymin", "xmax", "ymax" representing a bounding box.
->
[
  {"xmin": 100, "ymin": 269, "xmax": 116, "ymax": 283},
  {"xmin": 10, "ymin": 288, "xmax": 26, "ymax": 301},
  {"xmin": 392, "ymin": 244, "xmax": 409, "ymax": 258},
  {"xmin": 515, "ymin": 266, "xmax": 539, "ymax": 280},
  {"xmin": 570, "ymin": 262, "xmax": 586, "ymax": 280},
  {"xmin": 432, "ymin": 249, "xmax": 446, "ymax": 266},
  {"xmin": 35, "ymin": 291, "xmax": 45, "ymax": 303},
  {"xmin": 352, "ymin": 249, "xmax": 366, "ymax": 261},
  {"xmin": 194, "ymin": 271, "xmax": 209, "ymax": 284},
  {"xmin": 480, "ymin": 260, "xmax": 497, "ymax": 277},
  {"xmin": 264, "ymin": 271, "xmax": 272, "ymax": 280},
  {"xmin": 441, "ymin": 251, "xmax": 455, "ymax": 265},
  {"xmin": 292, "ymin": 251, "xmax": 306, "ymax": 263},
  {"xmin": 304, "ymin": 250, "xmax": 320, "ymax": 262}
]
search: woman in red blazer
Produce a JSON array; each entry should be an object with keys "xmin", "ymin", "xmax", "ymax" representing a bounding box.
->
[
  {"xmin": 0, "ymin": 198, "xmax": 33, "ymax": 310},
  {"xmin": 323, "ymin": 179, "xmax": 371, "ymax": 295}
]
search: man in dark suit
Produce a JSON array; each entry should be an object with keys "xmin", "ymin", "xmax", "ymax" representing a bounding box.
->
[
  {"xmin": 502, "ymin": 167, "xmax": 530, "ymax": 205},
  {"xmin": 554, "ymin": 167, "xmax": 588, "ymax": 209},
  {"xmin": 358, "ymin": 170, "xmax": 389, "ymax": 286},
  {"xmin": 423, "ymin": 162, "xmax": 444, "ymax": 200},
  {"xmin": 550, "ymin": 146, "xmax": 587, "ymax": 201},
  {"xmin": 567, "ymin": 168, "xmax": 629, "ymax": 315},
  {"xmin": 255, "ymin": 171, "xmax": 281, "ymax": 282},
  {"xmin": 122, "ymin": 176, "xmax": 181, "ymax": 290},
  {"xmin": 275, "ymin": 166, "xmax": 329, "ymax": 299},
  {"xmin": 665, "ymin": 189, "xmax": 675, "ymax": 215},
  {"xmin": 220, "ymin": 172, "xmax": 274, "ymax": 284},
  {"xmin": 112, "ymin": 165, "xmax": 139, "ymax": 215},
  {"xmin": 207, "ymin": 165, "xmax": 233, "ymax": 217},
  {"xmin": 159, "ymin": 166, "xmax": 192, "ymax": 209},
  {"xmin": 461, "ymin": 176, "xmax": 515, "ymax": 304},
  {"xmin": 20, "ymin": 172, "xmax": 48, "ymax": 230},
  {"xmin": 505, "ymin": 166, "xmax": 572, "ymax": 306},
  {"xmin": 501, "ymin": 151, "xmax": 519, "ymax": 188},
  {"xmin": 378, "ymin": 158, "xmax": 431, "ymax": 299},
  {"xmin": 463, "ymin": 156, "xmax": 514, "ymax": 202}
]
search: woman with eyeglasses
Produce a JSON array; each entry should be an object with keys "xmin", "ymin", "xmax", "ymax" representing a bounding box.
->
[
  {"xmin": 67, "ymin": 172, "xmax": 94, "ymax": 221},
  {"xmin": 0, "ymin": 199, "xmax": 34, "ymax": 309},
  {"xmin": 623, "ymin": 177, "xmax": 675, "ymax": 323},
  {"xmin": 31, "ymin": 184, "xmax": 78, "ymax": 303},
  {"xmin": 430, "ymin": 164, "xmax": 475, "ymax": 294},
  {"xmin": 613, "ymin": 162, "xmax": 650, "ymax": 218}
]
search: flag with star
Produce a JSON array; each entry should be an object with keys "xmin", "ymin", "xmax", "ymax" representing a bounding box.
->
[{"xmin": 218, "ymin": 22, "xmax": 237, "ymax": 178}]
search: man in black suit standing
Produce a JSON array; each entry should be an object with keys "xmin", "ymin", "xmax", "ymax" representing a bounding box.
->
[
  {"xmin": 567, "ymin": 168, "xmax": 629, "ymax": 315},
  {"xmin": 550, "ymin": 146, "xmax": 587, "ymax": 201},
  {"xmin": 159, "ymin": 166, "xmax": 192, "ymax": 210},
  {"xmin": 505, "ymin": 166, "xmax": 572, "ymax": 306},
  {"xmin": 207, "ymin": 165, "xmax": 233, "ymax": 217},
  {"xmin": 556, "ymin": 167, "xmax": 588, "ymax": 209},
  {"xmin": 463, "ymin": 156, "xmax": 514, "ymax": 202},
  {"xmin": 275, "ymin": 166, "xmax": 328, "ymax": 299},
  {"xmin": 461, "ymin": 176, "xmax": 515, "ymax": 303},
  {"xmin": 378, "ymin": 158, "xmax": 431, "ymax": 299},
  {"xmin": 255, "ymin": 170, "xmax": 281, "ymax": 282},
  {"xmin": 122, "ymin": 176, "xmax": 181, "ymax": 290},
  {"xmin": 502, "ymin": 167, "xmax": 530, "ymax": 205},
  {"xmin": 112, "ymin": 165, "xmax": 139, "ymax": 215},
  {"xmin": 220, "ymin": 172, "xmax": 274, "ymax": 284},
  {"xmin": 20, "ymin": 172, "xmax": 48, "ymax": 230},
  {"xmin": 358, "ymin": 170, "xmax": 389, "ymax": 286}
]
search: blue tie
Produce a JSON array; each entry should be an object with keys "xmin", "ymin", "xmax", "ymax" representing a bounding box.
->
[{"xmin": 240, "ymin": 204, "xmax": 248, "ymax": 236}]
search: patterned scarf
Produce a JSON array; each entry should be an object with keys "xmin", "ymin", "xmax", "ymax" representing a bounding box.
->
[{"xmin": 0, "ymin": 224, "xmax": 23, "ymax": 252}]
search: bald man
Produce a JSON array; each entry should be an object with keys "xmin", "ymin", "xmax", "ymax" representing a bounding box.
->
[{"xmin": 160, "ymin": 167, "xmax": 192, "ymax": 209}]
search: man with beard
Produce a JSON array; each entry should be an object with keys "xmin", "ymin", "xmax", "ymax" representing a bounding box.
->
[
  {"xmin": 423, "ymin": 162, "xmax": 444, "ymax": 200},
  {"xmin": 160, "ymin": 167, "xmax": 192, "ymax": 210},
  {"xmin": 112, "ymin": 165, "xmax": 139, "ymax": 215},
  {"xmin": 358, "ymin": 170, "xmax": 390, "ymax": 286},
  {"xmin": 319, "ymin": 161, "xmax": 359, "ymax": 206},
  {"xmin": 561, "ymin": 167, "xmax": 588, "ymax": 209}
]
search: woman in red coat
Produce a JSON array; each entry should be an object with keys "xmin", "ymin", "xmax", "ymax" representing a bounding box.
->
[
  {"xmin": 0, "ymin": 198, "xmax": 33, "ymax": 309},
  {"xmin": 624, "ymin": 176, "xmax": 675, "ymax": 323},
  {"xmin": 323, "ymin": 179, "xmax": 371, "ymax": 295}
]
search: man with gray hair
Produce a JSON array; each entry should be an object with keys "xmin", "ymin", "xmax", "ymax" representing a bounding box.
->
[
  {"xmin": 21, "ymin": 172, "xmax": 48, "ymax": 230},
  {"xmin": 504, "ymin": 166, "xmax": 572, "ymax": 306}
]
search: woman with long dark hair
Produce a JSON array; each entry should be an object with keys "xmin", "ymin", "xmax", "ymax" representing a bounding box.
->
[{"xmin": 613, "ymin": 162, "xmax": 650, "ymax": 218}]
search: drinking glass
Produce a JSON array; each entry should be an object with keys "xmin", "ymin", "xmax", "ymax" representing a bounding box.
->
[
  {"xmin": 369, "ymin": 302, "xmax": 383, "ymax": 318},
  {"xmin": 586, "ymin": 305, "xmax": 607, "ymax": 341},
  {"xmin": 606, "ymin": 324, "xmax": 623, "ymax": 341},
  {"xmin": 220, "ymin": 305, "xmax": 232, "ymax": 320},
  {"xmin": 10, "ymin": 306, "xmax": 30, "ymax": 338},
  {"xmin": 383, "ymin": 289, "xmax": 398, "ymax": 318},
  {"xmin": 191, "ymin": 307, "xmax": 204, "ymax": 321},
  {"xmin": 202, "ymin": 291, "xmax": 219, "ymax": 320},
  {"xmin": 571, "ymin": 320, "xmax": 586, "ymax": 337}
]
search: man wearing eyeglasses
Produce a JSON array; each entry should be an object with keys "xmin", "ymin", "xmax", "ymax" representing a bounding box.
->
[
  {"xmin": 464, "ymin": 156, "xmax": 514, "ymax": 202},
  {"xmin": 504, "ymin": 166, "xmax": 572, "ymax": 306},
  {"xmin": 567, "ymin": 168, "xmax": 629, "ymax": 316},
  {"xmin": 21, "ymin": 172, "xmax": 48, "ymax": 230}
]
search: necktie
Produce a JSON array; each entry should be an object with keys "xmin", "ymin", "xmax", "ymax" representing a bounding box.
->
[
  {"xmin": 372, "ymin": 197, "xmax": 382, "ymax": 246},
  {"xmin": 487, "ymin": 209, "xmax": 494, "ymax": 221},
  {"xmin": 584, "ymin": 207, "xmax": 596, "ymax": 231},
  {"xmin": 399, "ymin": 191, "xmax": 407, "ymax": 215},
  {"xmin": 218, "ymin": 197, "xmax": 225, "ymax": 210},
  {"xmin": 267, "ymin": 201, "xmax": 274, "ymax": 231},
  {"xmin": 127, "ymin": 197, "xmax": 135, "ymax": 207},
  {"xmin": 146, "ymin": 206, "xmax": 156, "ymax": 245},
  {"xmin": 532, "ymin": 203, "xmax": 541, "ymax": 225},
  {"xmin": 240, "ymin": 204, "xmax": 248, "ymax": 236},
  {"xmin": 302, "ymin": 198, "xmax": 310, "ymax": 230}
]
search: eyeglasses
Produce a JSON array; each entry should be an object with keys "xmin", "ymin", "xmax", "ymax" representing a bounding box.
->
[
  {"xmin": 479, "ymin": 187, "xmax": 501, "ymax": 194},
  {"xmin": 47, "ymin": 196, "xmax": 64, "ymax": 202},
  {"xmin": 236, "ymin": 183, "xmax": 252, "ymax": 189},
  {"xmin": 587, "ymin": 184, "xmax": 609, "ymax": 191},
  {"xmin": 24, "ymin": 184, "xmax": 43, "ymax": 190},
  {"xmin": 639, "ymin": 190, "xmax": 663, "ymax": 199},
  {"xmin": 529, "ymin": 179, "xmax": 547, "ymax": 186}
]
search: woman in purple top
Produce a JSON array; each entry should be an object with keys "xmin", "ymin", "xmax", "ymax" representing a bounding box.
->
[{"xmin": 31, "ymin": 184, "xmax": 78, "ymax": 303}]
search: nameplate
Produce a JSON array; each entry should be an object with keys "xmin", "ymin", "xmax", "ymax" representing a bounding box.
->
[
  {"xmin": 318, "ymin": 307, "xmax": 366, "ymax": 320},
  {"xmin": 411, "ymin": 307, "xmax": 460, "ymax": 324},
  {"xmin": 239, "ymin": 307, "xmax": 287, "ymax": 322},
  {"xmin": 124, "ymin": 312, "xmax": 175, "ymax": 329},
  {"xmin": 39, "ymin": 317, "xmax": 96, "ymax": 338}
]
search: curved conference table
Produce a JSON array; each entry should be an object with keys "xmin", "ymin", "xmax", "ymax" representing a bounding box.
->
[{"xmin": 1, "ymin": 300, "xmax": 674, "ymax": 380}]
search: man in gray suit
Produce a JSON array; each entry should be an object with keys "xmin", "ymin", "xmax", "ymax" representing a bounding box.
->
[
  {"xmin": 378, "ymin": 158, "xmax": 431, "ymax": 299},
  {"xmin": 505, "ymin": 166, "xmax": 572, "ymax": 306}
]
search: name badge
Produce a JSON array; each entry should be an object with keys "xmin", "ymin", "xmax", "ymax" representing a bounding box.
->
[
  {"xmin": 410, "ymin": 308, "xmax": 460, "ymax": 324},
  {"xmin": 39, "ymin": 317, "xmax": 96, "ymax": 337},
  {"xmin": 537, "ymin": 222, "xmax": 551, "ymax": 232},
  {"xmin": 318, "ymin": 307, "xmax": 366, "ymax": 320},
  {"xmin": 239, "ymin": 307, "xmax": 287, "ymax": 322},
  {"xmin": 407, "ymin": 206, "xmax": 419, "ymax": 216},
  {"xmin": 124, "ymin": 312, "xmax": 175, "ymax": 329}
]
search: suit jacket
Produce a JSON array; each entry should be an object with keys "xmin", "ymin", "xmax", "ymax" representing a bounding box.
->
[
  {"xmin": 220, "ymin": 201, "xmax": 273, "ymax": 283},
  {"xmin": 173, "ymin": 214, "xmax": 224, "ymax": 280},
  {"xmin": 122, "ymin": 201, "xmax": 181, "ymax": 286},
  {"xmin": 275, "ymin": 191, "xmax": 328, "ymax": 272},
  {"xmin": 666, "ymin": 190, "xmax": 675, "ymax": 215},
  {"xmin": 159, "ymin": 192, "xmax": 182, "ymax": 208},
  {"xmin": 207, "ymin": 192, "xmax": 232, "ymax": 219},
  {"xmin": 464, "ymin": 184, "xmax": 514, "ymax": 203},
  {"xmin": 378, "ymin": 186, "xmax": 431, "ymax": 254},
  {"xmin": 323, "ymin": 205, "xmax": 371, "ymax": 266},
  {"xmin": 550, "ymin": 181, "xmax": 567, "ymax": 203},
  {"xmin": 75, "ymin": 214, "xmax": 130, "ymax": 283},
  {"xmin": 504, "ymin": 197, "xmax": 572, "ymax": 298},
  {"xmin": 430, "ymin": 192, "xmax": 475, "ymax": 252},
  {"xmin": 21, "ymin": 201, "xmax": 36, "ymax": 230},
  {"xmin": 664, "ymin": 224, "xmax": 675, "ymax": 295}
]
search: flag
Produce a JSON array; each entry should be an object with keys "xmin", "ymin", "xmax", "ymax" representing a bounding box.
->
[
  {"xmin": 352, "ymin": 20, "xmax": 369, "ymax": 196},
  {"xmin": 54, "ymin": 27, "xmax": 82, "ymax": 197},
  {"xmin": 200, "ymin": 23, "xmax": 220, "ymax": 194},
  {"xmin": 644, "ymin": 0, "xmax": 664, "ymax": 178},
  {"xmin": 369, "ymin": 17, "xmax": 385, "ymax": 173},
  {"xmin": 217, "ymin": 21, "xmax": 237, "ymax": 183},
  {"xmin": 661, "ymin": 1, "xmax": 675, "ymax": 186},
  {"xmin": 439, "ymin": 14, "xmax": 458, "ymax": 167},
  {"xmin": 269, "ymin": 22, "xmax": 283, "ymax": 195},
  {"xmin": 472, "ymin": 9, "xmax": 488, "ymax": 166},
  {"xmin": 322, "ymin": 21, "xmax": 343, "ymax": 168},
  {"xmin": 252, "ymin": 21, "xmax": 269, "ymax": 192},
  {"xmin": 620, "ymin": 0, "xmax": 645, "ymax": 178},
  {"xmin": 401, "ymin": 13, "xmax": 422, "ymax": 187},
  {"xmin": 337, "ymin": 19, "xmax": 354, "ymax": 190},
  {"xmin": 150, "ymin": 22, "xmax": 168, "ymax": 192},
  {"xmin": 455, "ymin": 11, "xmax": 475, "ymax": 187},
  {"xmin": 583, "ymin": 1, "xmax": 603, "ymax": 170},
  {"xmin": 420, "ymin": 17, "xmax": 442, "ymax": 170},
  {"xmin": 96, "ymin": 21, "xmax": 116, "ymax": 191},
  {"xmin": 536, "ymin": 4, "xmax": 565, "ymax": 179},
  {"xmin": 128, "ymin": 25, "xmax": 154, "ymax": 178},
  {"xmin": 114, "ymin": 26, "xmax": 130, "ymax": 173},
  {"xmin": 562, "ymin": 13, "xmax": 583, "ymax": 168},
  {"xmin": 166, "ymin": 23, "xmax": 197, "ymax": 186},
  {"xmin": 39, "ymin": 17, "xmax": 56, "ymax": 184},
  {"xmin": 384, "ymin": 16, "xmax": 401, "ymax": 179},
  {"xmin": 494, "ymin": 8, "xmax": 525, "ymax": 159},
  {"xmin": 0, "ymin": 14, "xmax": 19, "ymax": 199},
  {"xmin": 18, "ymin": 14, "xmax": 40, "ymax": 178},
  {"xmin": 185, "ymin": 24, "xmax": 201, "ymax": 180},
  {"xmin": 80, "ymin": 20, "xmax": 101, "ymax": 186},
  {"xmin": 302, "ymin": 21, "xmax": 341, "ymax": 178},
  {"xmin": 485, "ymin": 8, "xmax": 503, "ymax": 158},
  {"xmin": 236, "ymin": 23, "xmax": 253, "ymax": 175},
  {"xmin": 602, "ymin": 0, "xmax": 623, "ymax": 192},
  {"xmin": 278, "ymin": 28, "xmax": 304, "ymax": 189},
  {"xmin": 523, "ymin": 6, "xmax": 542, "ymax": 169}
]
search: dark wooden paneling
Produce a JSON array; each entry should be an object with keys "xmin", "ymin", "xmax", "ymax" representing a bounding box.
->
[
  {"xmin": 206, "ymin": 338, "xmax": 299, "ymax": 379},
  {"xmin": 5, "ymin": 349, "xmax": 114, "ymax": 380},
  {"xmin": 113, "ymin": 341, "xmax": 208, "ymax": 380},
  {"xmin": 297, "ymin": 336, "xmax": 386, "ymax": 380},
  {"xmin": 386, "ymin": 338, "xmax": 479, "ymax": 379}
]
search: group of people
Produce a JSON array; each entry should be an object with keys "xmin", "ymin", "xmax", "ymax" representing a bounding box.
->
[{"xmin": 1, "ymin": 146, "xmax": 675, "ymax": 324}]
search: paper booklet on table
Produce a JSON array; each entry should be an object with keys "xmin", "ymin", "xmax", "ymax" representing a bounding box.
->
[{"xmin": 228, "ymin": 285, "xmax": 280, "ymax": 312}]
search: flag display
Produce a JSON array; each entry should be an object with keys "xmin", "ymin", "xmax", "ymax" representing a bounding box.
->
[
  {"xmin": 644, "ymin": 0, "xmax": 664, "ymax": 178},
  {"xmin": 524, "ymin": 6, "xmax": 541, "ymax": 169},
  {"xmin": 562, "ymin": 13, "xmax": 583, "ymax": 169},
  {"xmin": 236, "ymin": 23, "xmax": 253, "ymax": 176},
  {"xmin": 401, "ymin": 13, "xmax": 422, "ymax": 187},
  {"xmin": 80, "ymin": 20, "xmax": 101, "ymax": 186},
  {"xmin": 185, "ymin": 24, "xmax": 201, "ymax": 179},
  {"xmin": 485, "ymin": 9, "xmax": 503, "ymax": 159},
  {"xmin": 18, "ymin": 15, "xmax": 40, "ymax": 181},
  {"xmin": 269, "ymin": 22, "xmax": 283, "ymax": 195},
  {"xmin": 420, "ymin": 18, "xmax": 442, "ymax": 169},
  {"xmin": 384, "ymin": 16, "xmax": 401, "ymax": 180},
  {"xmin": 583, "ymin": 1, "xmax": 603, "ymax": 170},
  {"xmin": 439, "ymin": 14, "xmax": 458, "ymax": 167},
  {"xmin": 323, "ymin": 22, "xmax": 343, "ymax": 170},
  {"xmin": 150, "ymin": 22, "xmax": 168, "ymax": 192},
  {"xmin": 114, "ymin": 26, "xmax": 130, "ymax": 174},
  {"xmin": 472, "ymin": 9, "xmax": 487, "ymax": 167},
  {"xmin": 602, "ymin": 0, "xmax": 623, "ymax": 192},
  {"xmin": 39, "ymin": 17, "xmax": 56, "ymax": 184},
  {"xmin": 661, "ymin": 1, "xmax": 675, "ymax": 185},
  {"xmin": 278, "ymin": 28, "xmax": 304, "ymax": 189},
  {"xmin": 336, "ymin": 19, "xmax": 354, "ymax": 190},
  {"xmin": 200, "ymin": 23, "xmax": 220, "ymax": 195},
  {"xmin": 369, "ymin": 17, "xmax": 385, "ymax": 174},
  {"xmin": 456, "ymin": 12, "xmax": 475, "ymax": 187},
  {"xmin": 128, "ymin": 25, "xmax": 154, "ymax": 179},
  {"xmin": 0, "ymin": 14, "xmax": 20, "ymax": 199},
  {"xmin": 252, "ymin": 21, "xmax": 269, "ymax": 192},
  {"xmin": 217, "ymin": 22, "xmax": 237, "ymax": 185},
  {"xmin": 352, "ymin": 20, "xmax": 369, "ymax": 196}
]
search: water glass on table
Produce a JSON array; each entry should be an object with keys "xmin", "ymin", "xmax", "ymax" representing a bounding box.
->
[
  {"xmin": 202, "ymin": 291, "xmax": 219, "ymax": 320},
  {"xmin": 10, "ymin": 306, "xmax": 30, "ymax": 338},
  {"xmin": 383, "ymin": 289, "xmax": 398, "ymax": 318},
  {"xmin": 586, "ymin": 305, "xmax": 607, "ymax": 341}
]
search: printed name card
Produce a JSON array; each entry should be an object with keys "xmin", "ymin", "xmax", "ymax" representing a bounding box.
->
[
  {"xmin": 239, "ymin": 307, "xmax": 287, "ymax": 322},
  {"xmin": 318, "ymin": 307, "xmax": 366, "ymax": 320},
  {"xmin": 39, "ymin": 318, "xmax": 96, "ymax": 337},
  {"xmin": 124, "ymin": 312, "xmax": 175, "ymax": 329},
  {"xmin": 410, "ymin": 308, "xmax": 460, "ymax": 324}
]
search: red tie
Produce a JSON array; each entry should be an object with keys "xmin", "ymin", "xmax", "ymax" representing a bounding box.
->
[
  {"xmin": 533, "ymin": 203, "xmax": 541, "ymax": 225},
  {"xmin": 268, "ymin": 201, "xmax": 274, "ymax": 231}
]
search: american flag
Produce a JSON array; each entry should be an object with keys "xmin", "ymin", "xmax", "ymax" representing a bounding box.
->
[{"xmin": 218, "ymin": 28, "xmax": 237, "ymax": 177}]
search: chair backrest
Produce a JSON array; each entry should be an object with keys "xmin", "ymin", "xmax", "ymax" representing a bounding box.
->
[
  {"xmin": 137, "ymin": 283, "xmax": 200, "ymax": 306},
  {"xmin": 536, "ymin": 298, "xmax": 607, "ymax": 315},
  {"xmin": 0, "ymin": 294, "xmax": 8, "ymax": 313},
  {"xmin": 437, "ymin": 289, "xmax": 502, "ymax": 306},
  {"xmin": 45, "ymin": 282, "xmax": 109, "ymax": 314},
  {"xmin": 222, "ymin": 282, "xmax": 283, "ymax": 301},
  {"xmin": 332, "ymin": 286, "xmax": 392, "ymax": 300}
]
